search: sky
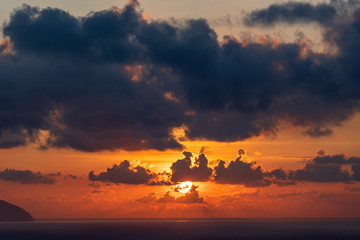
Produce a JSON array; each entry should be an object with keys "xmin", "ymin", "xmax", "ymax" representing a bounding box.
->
[{"xmin": 1, "ymin": 0, "xmax": 360, "ymax": 219}]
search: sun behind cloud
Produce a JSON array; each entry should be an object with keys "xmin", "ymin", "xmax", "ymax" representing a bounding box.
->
[{"xmin": 175, "ymin": 181, "xmax": 193, "ymax": 193}]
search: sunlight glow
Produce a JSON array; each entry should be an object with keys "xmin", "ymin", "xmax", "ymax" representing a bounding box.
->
[{"xmin": 175, "ymin": 181, "xmax": 193, "ymax": 193}]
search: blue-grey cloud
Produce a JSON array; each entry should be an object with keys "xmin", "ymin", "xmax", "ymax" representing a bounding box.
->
[
  {"xmin": 243, "ymin": 1, "xmax": 337, "ymax": 26},
  {"xmin": 1, "ymin": 1, "xmax": 360, "ymax": 151}
]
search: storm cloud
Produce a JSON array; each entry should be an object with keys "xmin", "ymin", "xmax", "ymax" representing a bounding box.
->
[{"xmin": 1, "ymin": 0, "xmax": 360, "ymax": 151}]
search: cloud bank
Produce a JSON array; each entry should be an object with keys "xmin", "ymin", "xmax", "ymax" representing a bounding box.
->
[
  {"xmin": 0, "ymin": 169, "xmax": 57, "ymax": 184},
  {"xmin": 1, "ymin": 0, "xmax": 360, "ymax": 151},
  {"xmin": 89, "ymin": 149, "xmax": 360, "ymax": 187}
]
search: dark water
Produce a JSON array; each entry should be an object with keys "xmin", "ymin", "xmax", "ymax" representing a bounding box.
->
[{"xmin": 0, "ymin": 219, "xmax": 359, "ymax": 240}]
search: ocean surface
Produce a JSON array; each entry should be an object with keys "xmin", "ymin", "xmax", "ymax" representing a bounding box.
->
[{"xmin": 0, "ymin": 219, "xmax": 359, "ymax": 240}]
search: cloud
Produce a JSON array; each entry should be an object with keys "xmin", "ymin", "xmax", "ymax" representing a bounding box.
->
[
  {"xmin": 3, "ymin": 2, "xmax": 143, "ymax": 62},
  {"xmin": 90, "ymin": 150, "xmax": 360, "ymax": 187},
  {"xmin": 170, "ymin": 152, "xmax": 213, "ymax": 182},
  {"xmin": 303, "ymin": 127, "xmax": 333, "ymax": 138},
  {"xmin": 64, "ymin": 174, "xmax": 79, "ymax": 180},
  {"xmin": 317, "ymin": 149, "xmax": 326, "ymax": 156},
  {"xmin": 291, "ymin": 163, "xmax": 351, "ymax": 182},
  {"xmin": 135, "ymin": 185, "xmax": 205, "ymax": 204},
  {"xmin": 312, "ymin": 154, "xmax": 349, "ymax": 164},
  {"xmin": 89, "ymin": 160, "xmax": 171, "ymax": 185},
  {"xmin": 213, "ymin": 150, "xmax": 272, "ymax": 187},
  {"xmin": 0, "ymin": 130, "xmax": 27, "ymax": 149},
  {"xmin": 289, "ymin": 154, "xmax": 360, "ymax": 182},
  {"xmin": 268, "ymin": 168, "xmax": 287, "ymax": 181},
  {"xmin": 352, "ymin": 164, "xmax": 360, "ymax": 181},
  {"xmin": 0, "ymin": 1, "xmax": 184, "ymax": 152},
  {"xmin": 243, "ymin": 1, "xmax": 337, "ymax": 26},
  {"xmin": 0, "ymin": 169, "xmax": 56, "ymax": 184},
  {"xmin": 135, "ymin": 192, "xmax": 158, "ymax": 203},
  {"xmin": 2, "ymin": 1, "xmax": 360, "ymax": 151},
  {"xmin": 159, "ymin": 185, "xmax": 204, "ymax": 204}
]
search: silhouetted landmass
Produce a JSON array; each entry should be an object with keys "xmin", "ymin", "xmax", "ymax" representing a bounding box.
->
[{"xmin": 0, "ymin": 200, "xmax": 34, "ymax": 222}]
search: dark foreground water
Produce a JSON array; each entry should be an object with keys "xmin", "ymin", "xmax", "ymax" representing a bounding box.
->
[{"xmin": 0, "ymin": 219, "xmax": 359, "ymax": 240}]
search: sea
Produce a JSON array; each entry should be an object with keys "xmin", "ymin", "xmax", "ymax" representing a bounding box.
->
[{"xmin": 0, "ymin": 218, "xmax": 359, "ymax": 240}]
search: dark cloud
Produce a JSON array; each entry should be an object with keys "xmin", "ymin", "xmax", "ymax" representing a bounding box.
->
[
  {"xmin": 199, "ymin": 146, "xmax": 208, "ymax": 154},
  {"xmin": 244, "ymin": 1, "xmax": 337, "ymax": 26},
  {"xmin": 170, "ymin": 152, "xmax": 213, "ymax": 182},
  {"xmin": 304, "ymin": 126, "xmax": 333, "ymax": 138},
  {"xmin": 268, "ymin": 168, "xmax": 287, "ymax": 181},
  {"xmin": 3, "ymin": 1, "xmax": 143, "ymax": 62},
  {"xmin": 0, "ymin": 139, "xmax": 25, "ymax": 149},
  {"xmin": 2, "ymin": 1, "xmax": 360, "ymax": 151},
  {"xmin": 0, "ymin": 1, "xmax": 184, "ymax": 152},
  {"xmin": 0, "ymin": 169, "xmax": 56, "ymax": 184},
  {"xmin": 147, "ymin": 172, "xmax": 173, "ymax": 186},
  {"xmin": 352, "ymin": 164, "xmax": 360, "ymax": 181},
  {"xmin": 263, "ymin": 152, "xmax": 360, "ymax": 183},
  {"xmin": 88, "ymin": 160, "xmax": 167, "ymax": 185},
  {"xmin": 213, "ymin": 151, "xmax": 272, "ymax": 187},
  {"xmin": 312, "ymin": 154, "xmax": 348, "ymax": 164},
  {"xmin": 288, "ymin": 154, "xmax": 360, "ymax": 182},
  {"xmin": 265, "ymin": 168, "xmax": 296, "ymax": 186},
  {"xmin": 317, "ymin": 149, "xmax": 326, "ymax": 156},
  {"xmin": 88, "ymin": 150, "xmax": 360, "ymax": 187},
  {"xmin": 291, "ymin": 163, "xmax": 351, "ymax": 182},
  {"xmin": 0, "ymin": 130, "xmax": 28, "ymax": 149},
  {"xmin": 312, "ymin": 154, "xmax": 360, "ymax": 165}
]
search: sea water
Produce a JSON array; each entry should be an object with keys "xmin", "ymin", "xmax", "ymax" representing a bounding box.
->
[{"xmin": 0, "ymin": 218, "xmax": 359, "ymax": 240}]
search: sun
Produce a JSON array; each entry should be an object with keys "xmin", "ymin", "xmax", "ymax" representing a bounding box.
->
[{"xmin": 175, "ymin": 181, "xmax": 193, "ymax": 193}]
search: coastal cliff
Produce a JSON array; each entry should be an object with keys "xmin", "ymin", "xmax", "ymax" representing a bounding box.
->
[{"xmin": 0, "ymin": 200, "xmax": 34, "ymax": 222}]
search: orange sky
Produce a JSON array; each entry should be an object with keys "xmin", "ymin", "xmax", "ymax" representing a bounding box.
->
[
  {"xmin": 1, "ymin": 114, "xmax": 360, "ymax": 218},
  {"xmin": 1, "ymin": 0, "xmax": 360, "ymax": 219}
]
